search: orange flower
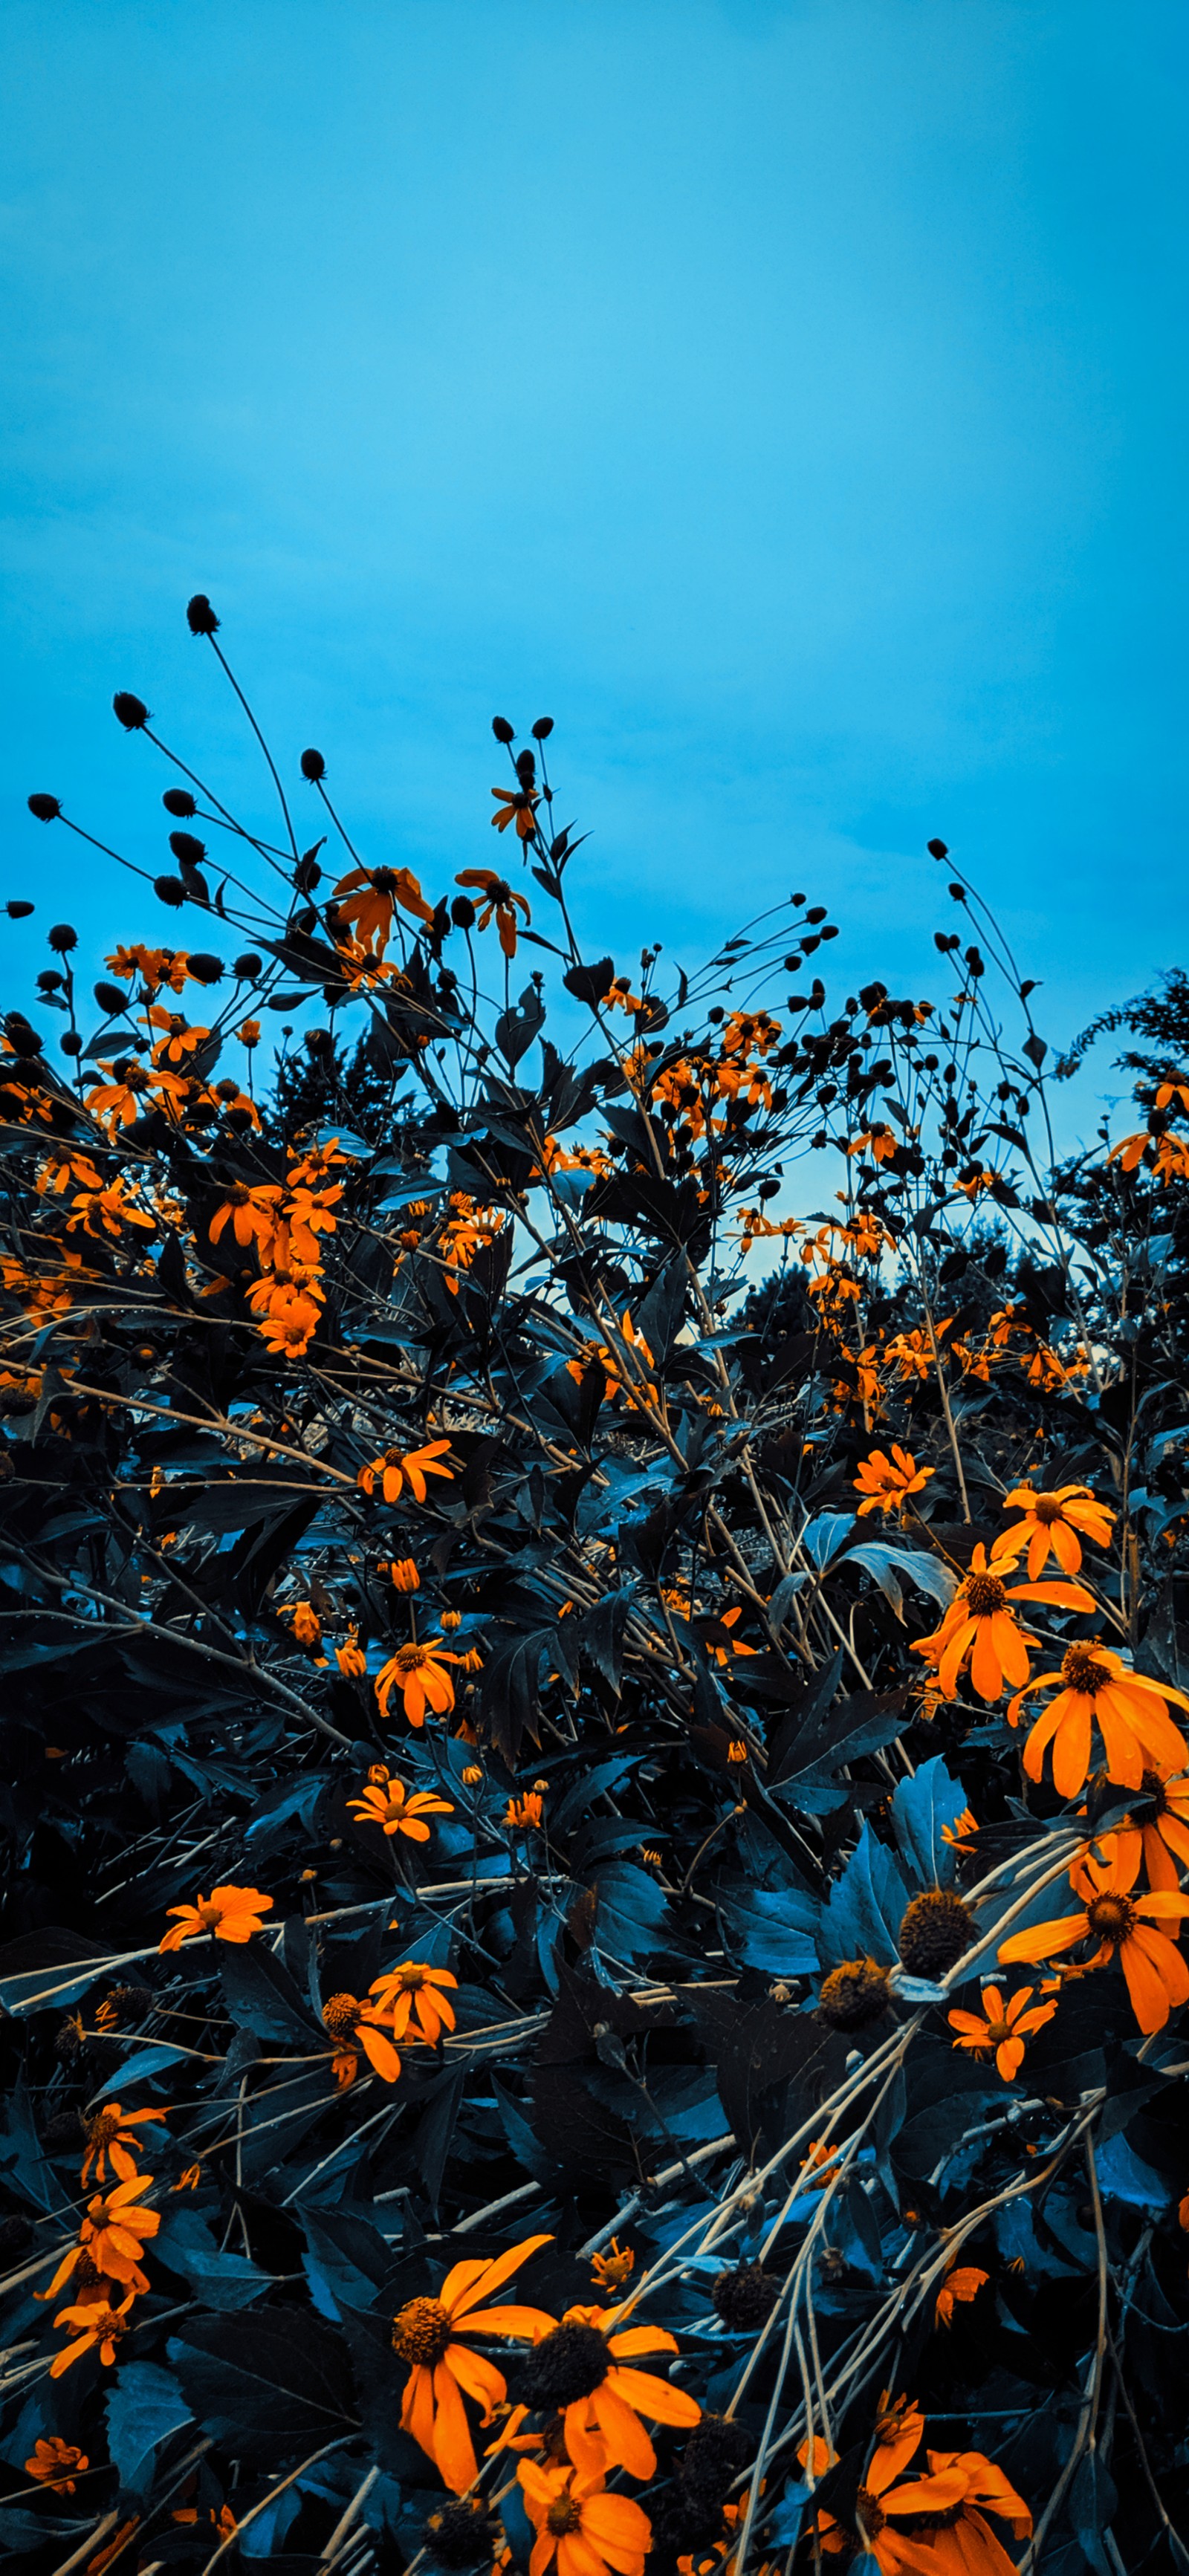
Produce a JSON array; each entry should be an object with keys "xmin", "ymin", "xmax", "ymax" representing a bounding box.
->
[
  {"xmin": 43, "ymin": 2175, "xmax": 161, "ymax": 2303},
  {"xmin": 257, "ymin": 1291, "xmax": 321, "ymax": 1356},
  {"xmin": 934, "ymin": 2267, "xmax": 989, "ymax": 2326},
  {"xmin": 505, "ymin": 1791, "xmax": 545, "ymax": 1830},
  {"xmin": 999, "ymin": 1838, "xmax": 1189, "ymax": 2034},
  {"xmin": 26, "ymin": 2436, "xmax": 88, "ymax": 2492},
  {"xmin": 331, "ymin": 863, "xmax": 435, "ymax": 946},
  {"xmin": 1008, "ymin": 1642, "xmax": 1189, "ymax": 1796},
  {"xmin": 390, "ymin": 2233, "xmax": 556, "ymax": 2491},
  {"xmin": 490, "ymin": 785, "xmax": 540, "ymax": 840},
  {"xmin": 369, "ymin": 1960, "xmax": 458, "ymax": 2043},
  {"xmin": 347, "ymin": 1773, "xmax": 455, "ymax": 1839},
  {"xmin": 282, "ymin": 1600, "xmax": 323, "ymax": 1649},
  {"xmin": 50, "ymin": 2285, "xmax": 137, "ymax": 2376},
  {"xmin": 455, "ymin": 869, "xmax": 532, "ymax": 958},
  {"xmin": 858, "ymin": 2445, "xmax": 1031, "ymax": 2575},
  {"xmin": 520, "ymin": 2302, "xmax": 701, "ymax": 2482},
  {"xmin": 947, "ymin": 1985, "xmax": 1056, "ymax": 2081},
  {"xmin": 159, "ymin": 1883, "xmax": 273, "ymax": 1953},
  {"xmin": 321, "ymin": 1992, "xmax": 403, "ymax": 2086},
  {"xmin": 80, "ymin": 2102, "xmax": 166, "ymax": 2188},
  {"xmin": 335, "ymin": 1630, "xmax": 369, "ymax": 1680},
  {"xmin": 376, "ymin": 1638, "xmax": 464, "ymax": 1727},
  {"xmin": 1109, "ymin": 1762, "xmax": 1189, "ymax": 1890},
  {"xmin": 854, "ymin": 1445, "xmax": 935, "ymax": 1518},
  {"xmin": 383, "ymin": 1557, "xmax": 421, "ymax": 1591},
  {"xmin": 705, "ymin": 1607, "xmax": 759, "ymax": 1668},
  {"xmin": 207, "ymin": 1181, "xmax": 283, "ymax": 1254},
  {"xmin": 518, "ymin": 2462, "xmax": 652, "ymax": 2576},
  {"xmin": 991, "ymin": 1482, "xmax": 1115, "ymax": 1579},
  {"xmin": 358, "ymin": 1439, "xmax": 455, "ymax": 1504},
  {"xmin": 910, "ymin": 1544, "xmax": 1094, "ymax": 1704},
  {"xmin": 591, "ymin": 2239, "xmax": 635, "ymax": 2292}
]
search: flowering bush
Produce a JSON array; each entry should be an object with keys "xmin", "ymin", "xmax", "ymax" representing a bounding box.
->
[{"xmin": 1, "ymin": 601, "xmax": 1188, "ymax": 2572}]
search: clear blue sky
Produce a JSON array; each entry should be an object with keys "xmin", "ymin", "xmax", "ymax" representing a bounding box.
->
[{"xmin": 2, "ymin": 0, "xmax": 1185, "ymax": 1135}]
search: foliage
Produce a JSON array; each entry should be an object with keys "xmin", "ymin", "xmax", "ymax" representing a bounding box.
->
[{"xmin": 1, "ymin": 603, "xmax": 1188, "ymax": 2575}]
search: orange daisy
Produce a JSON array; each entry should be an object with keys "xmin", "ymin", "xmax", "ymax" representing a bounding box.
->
[
  {"xmin": 321, "ymin": 1993, "xmax": 403, "ymax": 2086},
  {"xmin": 935, "ymin": 2267, "xmax": 989, "ymax": 2326},
  {"xmin": 1010, "ymin": 1641, "xmax": 1189, "ymax": 1795},
  {"xmin": 999, "ymin": 1837, "xmax": 1189, "ymax": 2034},
  {"xmin": 25, "ymin": 2437, "xmax": 88, "ymax": 2491},
  {"xmin": 910, "ymin": 1544, "xmax": 1094, "ymax": 1704},
  {"xmin": 518, "ymin": 2462, "xmax": 652, "ymax": 2576},
  {"xmin": 991, "ymin": 1482, "xmax": 1115, "ymax": 1579},
  {"xmin": 854, "ymin": 1446, "xmax": 935, "ymax": 1518},
  {"xmin": 159, "ymin": 1884, "xmax": 273, "ymax": 1953},
  {"xmin": 455, "ymin": 869, "xmax": 531, "ymax": 958},
  {"xmin": 331, "ymin": 863, "xmax": 435, "ymax": 947},
  {"xmin": 368, "ymin": 1960, "xmax": 458, "ymax": 2043},
  {"xmin": 375, "ymin": 1639, "xmax": 464, "ymax": 1727},
  {"xmin": 1109, "ymin": 1762, "xmax": 1189, "ymax": 1891},
  {"xmin": 358, "ymin": 1439, "xmax": 455, "ymax": 1505},
  {"xmin": 391, "ymin": 2233, "xmax": 556, "ymax": 2492},
  {"xmin": 51, "ymin": 2285, "xmax": 137, "ymax": 2378},
  {"xmin": 490, "ymin": 785, "xmax": 540, "ymax": 841},
  {"xmin": 80, "ymin": 2102, "xmax": 166, "ymax": 2188},
  {"xmin": 519, "ymin": 2302, "xmax": 701, "ymax": 2482},
  {"xmin": 947, "ymin": 1985, "xmax": 1056, "ymax": 2081},
  {"xmin": 347, "ymin": 1771, "xmax": 455, "ymax": 1840}
]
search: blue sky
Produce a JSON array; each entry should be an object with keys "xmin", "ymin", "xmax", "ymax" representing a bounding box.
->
[{"xmin": 1, "ymin": 0, "xmax": 1185, "ymax": 1141}]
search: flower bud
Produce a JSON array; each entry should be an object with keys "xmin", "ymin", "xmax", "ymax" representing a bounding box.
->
[
  {"xmin": 927, "ymin": 837, "xmax": 948, "ymax": 858},
  {"xmin": 154, "ymin": 875, "xmax": 187, "ymax": 907},
  {"xmin": 491, "ymin": 716, "xmax": 515, "ymax": 743},
  {"xmin": 450, "ymin": 895, "xmax": 476, "ymax": 929},
  {"xmin": 112, "ymin": 691, "xmax": 149, "ymax": 729},
  {"xmin": 163, "ymin": 788, "xmax": 197, "ymax": 817},
  {"xmin": 300, "ymin": 747, "xmax": 326, "ymax": 782},
  {"xmin": 94, "ymin": 981, "xmax": 129, "ymax": 1013},
  {"xmin": 48, "ymin": 923, "xmax": 78, "ymax": 952},
  {"xmin": 186, "ymin": 593, "xmax": 219, "ymax": 635},
  {"xmin": 187, "ymin": 953, "xmax": 225, "ymax": 984},
  {"xmin": 169, "ymin": 831, "xmax": 207, "ymax": 866},
  {"xmin": 531, "ymin": 716, "xmax": 554, "ymax": 740},
  {"xmin": 6, "ymin": 901, "xmax": 34, "ymax": 918},
  {"xmin": 60, "ymin": 1031, "xmax": 83, "ymax": 1056},
  {"xmin": 233, "ymin": 953, "xmax": 263, "ymax": 981},
  {"xmin": 27, "ymin": 795, "xmax": 60, "ymax": 823}
]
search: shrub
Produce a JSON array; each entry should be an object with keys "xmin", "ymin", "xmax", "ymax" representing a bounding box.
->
[{"xmin": 1, "ymin": 605, "xmax": 1187, "ymax": 2570}]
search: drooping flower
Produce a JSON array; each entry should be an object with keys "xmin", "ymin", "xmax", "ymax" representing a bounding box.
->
[
  {"xmin": 50, "ymin": 2285, "xmax": 137, "ymax": 2378},
  {"xmin": 990, "ymin": 1482, "xmax": 1115, "ymax": 1580},
  {"xmin": 947, "ymin": 1985, "xmax": 1056, "ymax": 2081},
  {"xmin": 910, "ymin": 1545, "xmax": 1094, "ymax": 1704},
  {"xmin": 998, "ymin": 1838, "xmax": 1189, "ymax": 2034},
  {"xmin": 331, "ymin": 863, "xmax": 435, "ymax": 947},
  {"xmin": 934, "ymin": 2266, "xmax": 989, "ymax": 2326},
  {"xmin": 390, "ymin": 2233, "xmax": 555, "ymax": 2491},
  {"xmin": 80, "ymin": 2103, "xmax": 166, "ymax": 2188},
  {"xmin": 455, "ymin": 869, "xmax": 531, "ymax": 958},
  {"xmin": 505, "ymin": 1791, "xmax": 545, "ymax": 1831},
  {"xmin": 375, "ymin": 1639, "xmax": 464, "ymax": 1727},
  {"xmin": 369, "ymin": 1961, "xmax": 458, "ymax": 2044},
  {"xmin": 383, "ymin": 1557, "xmax": 421, "ymax": 1591},
  {"xmin": 321, "ymin": 1993, "xmax": 403, "ymax": 2086},
  {"xmin": 335, "ymin": 1630, "xmax": 369, "ymax": 1681},
  {"xmin": 517, "ymin": 2302, "xmax": 701, "ymax": 2482},
  {"xmin": 25, "ymin": 2436, "xmax": 88, "ymax": 2491},
  {"xmin": 854, "ymin": 1446, "xmax": 935, "ymax": 1519},
  {"xmin": 1109, "ymin": 1763, "xmax": 1189, "ymax": 1890},
  {"xmin": 347, "ymin": 1770, "xmax": 455, "ymax": 1840},
  {"xmin": 207, "ymin": 1181, "xmax": 283, "ymax": 1256},
  {"xmin": 591, "ymin": 2239, "xmax": 635, "ymax": 2292},
  {"xmin": 358, "ymin": 1440, "xmax": 455, "ymax": 1505},
  {"xmin": 855, "ymin": 2440, "xmax": 1031, "ymax": 2576},
  {"xmin": 158, "ymin": 1884, "xmax": 273, "ymax": 1953},
  {"xmin": 518, "ymin": 2461, "xmax": 652, "ymax": 2576},
  {"xmin": 1009, "ymin": 1642, "xmax": 1189, "ymax": 1796},
  {"xmin": 490, "ymin": 785, "xmax": 540, "ymax": 841},
  {"xmin": 281, "ymin": 1600, "xmax": 323, "ymax": 1649}
]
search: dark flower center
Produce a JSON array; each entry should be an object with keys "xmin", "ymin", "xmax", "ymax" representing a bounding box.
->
[
  {"xmin": 1087, "ymin": 1894, "xmax": 1135, "ymax": 1946},
  {"xmin": 519, "ymin": 2321, "xmax": 610, "ymax": 2407},
  {"xmin": 817, "ymin": 1959, "xmax": 892, "ymax": 2032},
  {"xmin": 965, "ymin": 1572, "xmax": 1007, "ymax": 1616},
  {"xmin": 898, "ymin": 1889, "xmax": 974, "ymax": 1978},
  {"xmin": 372, "ymin": 870, "xmax": 400, "ymax": 895},
  {"xmin": 546, "ymin": 2498, "xmax": 583, "ymax": 2537},
  {"xmin": 322, "ymin": 1993, "xmax": 361, "ymax": 2037},
  {"xmin": 1062, "ymin": 1646, "xmax": 1108, "ymax": 1696},
  {"xmin": 1033, "ymin": 1495, "xmax": 1063, "ymax": 1525},
  {"xmin": 856, "ymin": 2488, "xmax": 885, "ymax": 2540},
  {"xmin": 392, "ymin": 2295, "xmax": 453, "ymax": 2365}
]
